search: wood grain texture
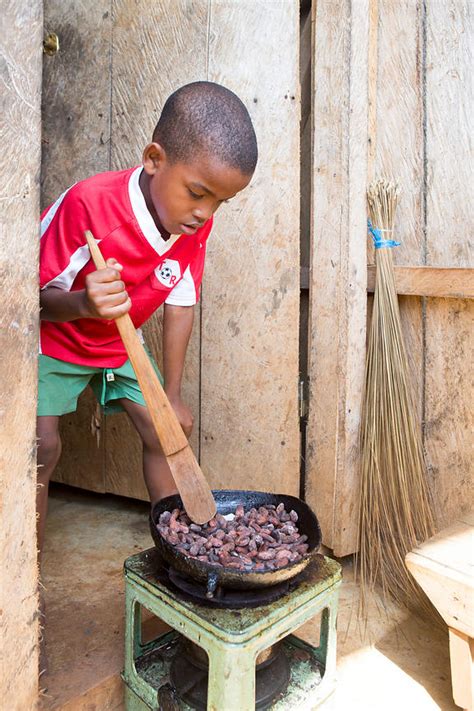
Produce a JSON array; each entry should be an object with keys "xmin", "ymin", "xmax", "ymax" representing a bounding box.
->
[
  {"xmin": 105, "ymin": 0, "xmax": 209, "ymax": 499},
  {"xmin": 306, "ymin": 0, "xmax": 369, "ymax": 554},
  {"xmin": 41, "ymin": 0, "xmax": 112, "ymax": 207},
  {"xmin": 424, "ymin": 0, "xmax": 474, "ymax": 529},
  {"xmin": 405, "ymin": 514, "xmax": 474, "ymax": 636},
  {"xmin": 43, "ymin": 0, "xmax": 111, "ymax": 492},
  {"xmin": 374, "ymin": 0, "xmax": 425, "ymax": 422},
  {"xmin": 367, "ymin": 265, "xmax": 474, "ymax": 298},
  {"xmin": 200, "ymin": 0, "xmax": 300, "ymax": 494},
  {"xmin": 0, "ymin": 2, "xmax": 42, "ymax": 706}
]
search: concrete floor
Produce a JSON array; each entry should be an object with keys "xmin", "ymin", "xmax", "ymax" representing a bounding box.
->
[{"xmin": 40, "ymin": 484, "xmax": 456, "ymax": 710}]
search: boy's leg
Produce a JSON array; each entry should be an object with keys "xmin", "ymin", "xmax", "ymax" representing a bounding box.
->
[
  {"xmin": 118, "ymin": 398, "xmax": 178, "ymax": 505},
  {"xmin": 36, "ymin": 415, "xmax": 61, "ymax": 558}
]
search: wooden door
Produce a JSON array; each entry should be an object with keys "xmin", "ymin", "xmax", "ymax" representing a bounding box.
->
[
  {"xmin": 42, "ymin": 1, "xmax": 301, "ymax": 500},
  {"xmin": 305, "ymin": 0, "xmax": 473, "ymax": 556}
]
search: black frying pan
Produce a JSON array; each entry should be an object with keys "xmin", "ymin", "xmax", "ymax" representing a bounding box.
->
[{"xmin": 150, "ymin": 490, "xmax": 321, "ymax": 593}]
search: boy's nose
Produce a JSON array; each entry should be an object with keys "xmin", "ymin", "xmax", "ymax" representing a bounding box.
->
[{"xmin": 193, "ymin": 205, "xmax": 213, "ymax": 223}]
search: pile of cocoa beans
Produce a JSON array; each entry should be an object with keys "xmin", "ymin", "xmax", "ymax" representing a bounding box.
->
[{"xmin": 156, "ymin": 503, "xmax": 309, "ymax": 572}]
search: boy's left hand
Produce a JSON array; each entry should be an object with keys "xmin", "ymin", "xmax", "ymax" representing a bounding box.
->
[{"xmin": 167, "ymin": 393, "xmax": 194, "ymax": 438}]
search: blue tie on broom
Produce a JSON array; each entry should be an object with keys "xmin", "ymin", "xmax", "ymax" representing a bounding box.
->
[{"xmin": 357, "ymin": 179, "xmax": 437, "ymax": 618}]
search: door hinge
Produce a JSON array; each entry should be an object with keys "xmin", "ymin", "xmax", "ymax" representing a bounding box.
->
[{"xmin": 299, "ymin": 378, "xmax": 308, "ymax": 421}]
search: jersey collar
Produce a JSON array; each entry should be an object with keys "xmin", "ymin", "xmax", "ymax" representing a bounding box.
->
[{"xmin": 128, "ymin": 167, "xmax": 180, "ymax": 256}]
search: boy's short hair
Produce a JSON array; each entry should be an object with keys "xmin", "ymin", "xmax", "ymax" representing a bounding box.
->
[{"xmin": 152, "ymin": 81, "xmax": 258, "ymax": 176}]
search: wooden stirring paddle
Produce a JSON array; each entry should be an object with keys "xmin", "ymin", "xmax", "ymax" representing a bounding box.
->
[{"xmin": 84, "ymin": 230, "xmax": 216, "ymax": 524}]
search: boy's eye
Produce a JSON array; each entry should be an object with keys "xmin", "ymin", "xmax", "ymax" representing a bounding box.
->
[{"xmin": 188, "ymin": 188, "xmax": 203, "ymax": 200}]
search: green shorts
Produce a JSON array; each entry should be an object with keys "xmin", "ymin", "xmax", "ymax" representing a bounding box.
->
[{"xmin": 37, "ymin": 349, "xmax": 163, "ymax": 417}]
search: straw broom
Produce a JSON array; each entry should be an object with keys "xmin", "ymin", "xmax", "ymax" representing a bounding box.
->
[{"xmin": 358, "ymin": 179, "xmax": 436, "ymax": 615}]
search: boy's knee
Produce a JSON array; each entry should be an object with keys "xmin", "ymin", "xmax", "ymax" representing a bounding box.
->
[
  {"xmin": 140, "ymin": 423, "xmax": 163, "ymax": 454},
  {"xmin": 37, "ymin": 430, "xmax": 62, "ymax": 474}
]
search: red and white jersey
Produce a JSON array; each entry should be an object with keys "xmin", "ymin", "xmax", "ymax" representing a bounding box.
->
[{"xmin": 40, "ymin": 166, "xmax": 212, "ymax": 367}]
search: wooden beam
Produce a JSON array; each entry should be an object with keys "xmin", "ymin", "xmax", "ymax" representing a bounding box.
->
[
  {"xmin": 1, "ymin": 2, "xmax": 42, "ymax": 705},
  {"xmin": 367, "ymin": 265, "xmax": 474, "ymax": 299}
]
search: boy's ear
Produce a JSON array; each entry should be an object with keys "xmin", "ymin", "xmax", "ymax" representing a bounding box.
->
[{"xmin": 142, "ymin": 142, "xmax": 167, "ymax": 174}]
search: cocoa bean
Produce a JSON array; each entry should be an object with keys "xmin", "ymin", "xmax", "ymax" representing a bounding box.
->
[
  {"xmin": 257, "ymin": 550, "xmax": 276, "ymax": 561},
  {"xmin": 275, "ymin": 557, "xmax": 289, "ymax": 568},
  {"xmin": 275, "ymin": 549, "xmax": 293, "ymax": 560},
  {"xmin": 220, "ymin": 543, "xmax": 235, "ymax": 554},
  {"xmin": 209, "ymin": 537, "xmax": 223, "ymax": 548},
  {"xmin": 289, "ymin": 510, "xmax": 298, "ymax": 523},
  {"xmin": 235, "ymin": 536, "xmax": 250, "ymax": 547},
  {"xmin": 295, "ymin": 544, "xmax": 309, "ymax": 554},
  {"xmin": 189, "ymin": 523, "xmax": 202, "ymax": 532},
  {"xmin": 235, "ymin": 504, "xmax": 245, "ymax": 518}
]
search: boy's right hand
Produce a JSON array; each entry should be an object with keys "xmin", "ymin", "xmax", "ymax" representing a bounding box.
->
[{"xmin": 85, "ymin": 258, "xmax": 132, "ymax": 320}]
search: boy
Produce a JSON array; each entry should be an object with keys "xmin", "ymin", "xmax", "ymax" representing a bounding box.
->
[{"xmin": 37, "ymin": 81, "xmax": 258, "ymax": 558}]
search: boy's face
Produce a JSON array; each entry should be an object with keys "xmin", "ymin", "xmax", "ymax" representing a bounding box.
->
[{"xmin": 141, "ymin": 143, "xmax": 252, "ymax": 236}]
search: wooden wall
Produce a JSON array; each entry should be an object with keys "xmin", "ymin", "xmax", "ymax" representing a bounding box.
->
[
  {"xmin": 0, "ymin": 2, "xmax": 43, "ymax": 707},
  {"xmin": 42, "ymin": 1, "xmax": 300, "ymax": 500},
  {"xmin": 306, "ymin": 0, "xmax": 473, "ymax": 555}
]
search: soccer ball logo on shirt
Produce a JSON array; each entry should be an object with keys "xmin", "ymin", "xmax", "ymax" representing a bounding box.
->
[{"xmin": 154, "ymin": 259, "xmax": 181, "ymax": 288}]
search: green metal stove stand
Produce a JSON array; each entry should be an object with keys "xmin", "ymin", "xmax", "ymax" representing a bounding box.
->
[{"xmin": 123, "ymin": 548, "xmax": 342, "ymax": 711}]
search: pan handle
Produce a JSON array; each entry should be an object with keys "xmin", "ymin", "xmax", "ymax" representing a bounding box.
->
[{"xmin": 206, "ymin": 571, "xmax": 220, "ymax": 599}]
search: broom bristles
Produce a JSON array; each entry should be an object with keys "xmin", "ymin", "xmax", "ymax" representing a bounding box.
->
[{"xmin": 358, "ymin": 179, "xmax": 436, "ymax": 618}]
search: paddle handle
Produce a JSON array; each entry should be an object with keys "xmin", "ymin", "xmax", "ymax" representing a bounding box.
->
[{"xmin": 84, "ymin": 230, "xmax": 188, "ymax": 457}]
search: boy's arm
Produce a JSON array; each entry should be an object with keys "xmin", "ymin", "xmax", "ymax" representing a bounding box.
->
[
  {"xmin": 162, "ymin": 303, "xmax": 194, "ymax": 437},
  {"xmin": 40, "ymin": 259, "xmax": 131, "ymax": 322}
]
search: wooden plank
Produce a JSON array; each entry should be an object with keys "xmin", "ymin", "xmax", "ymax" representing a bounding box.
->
[
  {"xmin": 200, "ymin": 0, "xmax": 300, "ymax": 495},
  {"xmin": 41, "ymin": 0, "xmax": 112, "ymax": 207},
  {"xmin": 424, "ymin": 0, "xmax": 474, "ymax": 530},
  {"xmin": 105, "ymin": 0, "xmax": 209, "ymax": 499},
  {"xmin": 0, "ymin": 2, "xmax": 42, "ymax": 706},
  {"xmin": 406, "ymin": 552, "xmax": 474, "ymax": 637},
  {"xmin": 43, "ymin": 0, "xmax": 112, "ymax": 492},
  {"xmin": 448, "ymin": 628, "xmax": 474, "ymax": 711},
  {"xmin": 374, "ymin": 0, "xmax": 425, "ymax": 426},
  {"xmin": 406, "ymin": 515, "xmax": 474, "ymax": 637},
  {"xmin": 367, "ymin": 265, "xmax": 474, "ymax": 298},
  {"xmin": 306, "ymin": 0, "xmax": 369, "ymax": 554}
]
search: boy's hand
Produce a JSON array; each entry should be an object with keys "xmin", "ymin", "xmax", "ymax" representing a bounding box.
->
[
  {"xmin": 85, "ymin": 258, "xmax": 131, "ymax": 319},
  {"xmin": 167, "ymin": 393, "xmax": 194, "ymax": 438}
]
